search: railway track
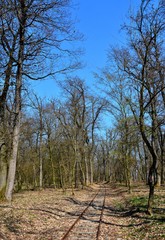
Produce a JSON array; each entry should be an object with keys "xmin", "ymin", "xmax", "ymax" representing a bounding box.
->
[{"xmin": 61, "ymin": 186, "xmax": 106, "ymax": 240}]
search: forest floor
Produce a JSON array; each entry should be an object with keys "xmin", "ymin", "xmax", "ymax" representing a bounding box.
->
[{"xmin": 0, "ymin": 183, "xmax": 164, "ymax": 240}]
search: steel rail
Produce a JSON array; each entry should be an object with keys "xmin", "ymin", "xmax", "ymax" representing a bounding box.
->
[
  {"xmin": 96, "ymin": 187, "xmax": 106, "ymax": 239},
  {"xmin": 61, "ymin": 190, "xmax": 100, "ymax": 240},
  {"xmin": 61, "ymin": 191, "xmax": 99, "ymax": 240},
  {"xmin": 61, "ymin": 186, "xmax": 106, "ymax": 240}
]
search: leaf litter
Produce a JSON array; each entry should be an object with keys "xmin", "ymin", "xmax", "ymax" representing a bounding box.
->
[{"xmin": 0, "ymin": 184, "xmax": 164, "ymax": 239}]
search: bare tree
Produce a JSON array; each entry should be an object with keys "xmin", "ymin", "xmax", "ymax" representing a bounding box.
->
[
  {"xmin": 108, "ymin": 0, "xmax": 165, "ymax": 214},
  {"xmin": 29, "ymin": 94, "xmax": 46, "ymax": 189},
  {"xmin": 56, "ymin": 78, "xmax": 106, "ymax": 188},
  {"xmin": 0, "ymin": 0, "xmax": 82, "ymax": 201}
]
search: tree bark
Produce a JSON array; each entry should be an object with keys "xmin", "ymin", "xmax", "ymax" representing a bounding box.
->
[
  {"xmin": 5, "ymin": 115, "xmax": 21, "ymax": 201},
  {"xmin": 5, "ymin": 0, "xmax": 26, "ymax": 201},
  {"xmin": 84, "ymin": 155, "xmax": 89, "ymax": 185},
  {"xmin": 39, "ymin": 126, "xmax": 43, "ymax": 189},
  {"xmin": 0, "ymin": 142, "xmax": 7, "ymax": 198},
  {"xmin": 147, "ymin": 165, "xmax": 157, "ymax": 215}
]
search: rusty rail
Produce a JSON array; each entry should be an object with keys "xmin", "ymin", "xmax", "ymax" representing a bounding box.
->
[
  {"xmin": 61, "ymin": 186, "xmax": 106, "ymax": 240},
  {"xmin": 96, "ymin": 187, "xmax": 106, "ymax": 239}
]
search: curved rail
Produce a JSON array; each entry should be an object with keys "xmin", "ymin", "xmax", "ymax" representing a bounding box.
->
[{"xmin": 61, "ymin": 186, "xmax": 106, "ymax": 240}]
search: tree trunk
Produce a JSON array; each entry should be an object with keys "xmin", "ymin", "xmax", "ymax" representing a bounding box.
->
[
  {"xmin": 147, "ymin": 183, "xmax": 154, "ymax": 215},
  {"xmin": 160, "ymin": 133, "xmax": 165, "ymax": 185},
  {"xmin": 147, "ymin": 163, "xmax": 158, "ymax": 215},
  {"xmin": 51, "ymin": 158, "xmax": 56, "ymax": 188},
  {"xmin": 84, "ymin": 155, "xmax": 89, "ymax": 185},
  {"xmin": 5, "ymin": 115, "xmax": 20, "ymax": 201},
  {"xmin": 33, "ymin": 164, "xmax": 37, "ymax": 189},
  {"xmin": 0, "ymin": 143, "xmax": 7, "ymax": 199},
  {"xmin": 125, "ymin": 155, "xmax": 132, "ymax": 194},
  {"xmin": 5, "ymin": 0, "xmax": 26, "ymax": 201},
  {"xmin": 48, "ymin": 137, "xmax": 56, "ymax": 188},
  {"xmin": 90, "ymin": 157, "xmax": 93, "ymax": 184},
  {"xmin": 39, "ymin": 130, "xmax": 43, "ymax": 189},
  {"xmin": 75, "ymin": 161, "xmax": 79, "ymax": 188},
  {"xmin": 147, "ymin": 167, "xmax": 156, "ymax": 215},
  {"xmin": 160, "ymin": 155, "xmax": 164, "ymax": 185}
]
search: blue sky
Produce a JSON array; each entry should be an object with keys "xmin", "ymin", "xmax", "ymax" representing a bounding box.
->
[{"xmin": 31, "ymin": 0, "xmax": 141, "ymax": 98}]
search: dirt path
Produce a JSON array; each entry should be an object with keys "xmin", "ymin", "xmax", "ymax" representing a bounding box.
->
[{"xmin": 0, "ymin": 184, "xmax": 164, "ymax": 239}]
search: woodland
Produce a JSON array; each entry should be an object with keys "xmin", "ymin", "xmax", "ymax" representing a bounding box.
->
[{"xmin": 0, "ymin": 0, "xmax": 165, "ymax": 221}]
